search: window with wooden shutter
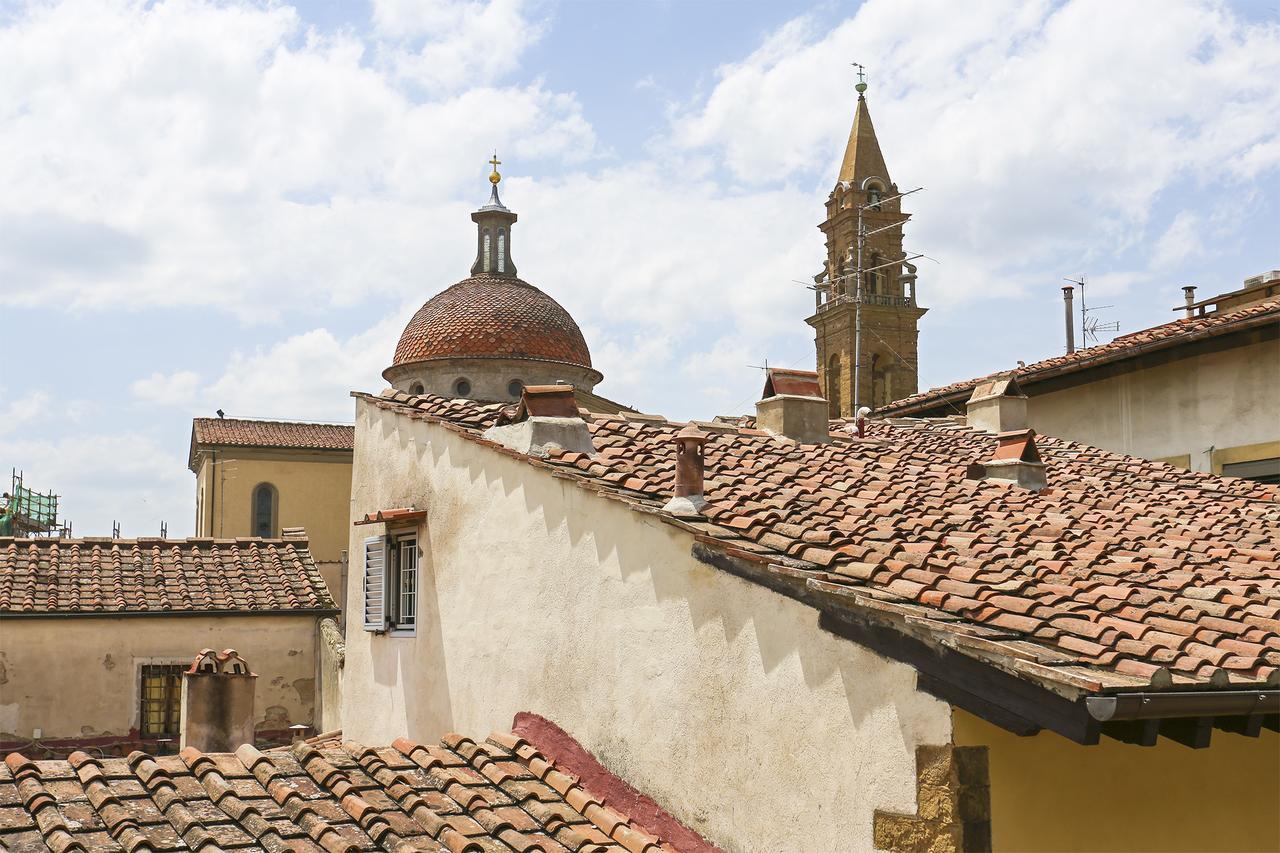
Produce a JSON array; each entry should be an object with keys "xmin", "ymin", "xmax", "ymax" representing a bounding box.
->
[{"xmin": 363, "ymin": 535, "xmax": 388, "ymax": 632}]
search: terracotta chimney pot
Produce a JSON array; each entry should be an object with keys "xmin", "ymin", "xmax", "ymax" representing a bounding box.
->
[{"xmin": 663, "ymin": 424, "xmax": 711, "ymax": 516}]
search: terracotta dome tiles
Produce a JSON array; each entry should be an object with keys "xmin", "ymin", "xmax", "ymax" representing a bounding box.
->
[{"xmin": 392, "ymin": 275, "xmax": 593, "ymax": 370}]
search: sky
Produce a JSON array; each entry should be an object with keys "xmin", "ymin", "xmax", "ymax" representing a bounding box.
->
[{"xmin": 1, "ymin": 0, "xmax": 1277, "ymax": 537}]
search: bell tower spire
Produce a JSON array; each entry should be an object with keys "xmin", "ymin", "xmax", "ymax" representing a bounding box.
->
[
  {"xmin": 807, "ymin": 73, "xmax": 927, "ymax": 416},
  {"xmin": 471, "ymin": 152, "xmax": 517, "ymax": 278}
]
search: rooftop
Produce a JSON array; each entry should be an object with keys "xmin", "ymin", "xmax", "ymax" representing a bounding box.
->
[
  {"xmin": 0, "ymin": 536, "xmax": 336, "ymax": 615},
  {"xmin": 359, "ymin": 388, "xmax": 1280, "ymax": 707},
  {"xmin": 188, "ymin": 418, "xmax": 354, "ymax": 470},
  {"xmin": 0, "ymin": 726, "xmax": 705, "ymax": 852},
  {"xmin": 879, "ymin": 297, "xmax": 1280, "ymax": 417}
]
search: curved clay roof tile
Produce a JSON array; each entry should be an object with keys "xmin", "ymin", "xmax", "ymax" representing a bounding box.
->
[{"xmin": 389, "ymin": 275, "xmax": 593, "ymax": 372}]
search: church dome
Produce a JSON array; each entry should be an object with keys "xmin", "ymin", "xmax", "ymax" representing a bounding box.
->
[{"xmin": 388, "ymin": 274, "xmax": 593, "ymax": 371}]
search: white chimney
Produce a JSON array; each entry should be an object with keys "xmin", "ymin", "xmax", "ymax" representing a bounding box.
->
[
  {"xmin": 755, "ymin": 368, "xmax": 831, "ymax": 444},
  {"xmin": 965, "ymin": 372, "xmax": 1028, "ymax": 434}
]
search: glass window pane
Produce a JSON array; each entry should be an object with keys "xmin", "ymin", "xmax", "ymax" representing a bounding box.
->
[
  {"xmin": 398, "ymin": 538, "xmax": 417, "ymax": 628},
  {"xmin": 254, "ymin": 485, "xmax": 274, "ymax": 537}
]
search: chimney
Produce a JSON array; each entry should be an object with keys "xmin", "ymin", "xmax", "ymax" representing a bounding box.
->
[
  {"xmin": 663, "ymin": 425, "xmax": 711, "ymax": 516},
  {"xmin": 1182, "ymin": 285, "xmax": 1197, "ymax": 319},
  {"xmin": 483, "ymin": 385, "xmax": 595, "ymax": 457},
  {"xmin": 966, "ymin": 428, "xmax": 1047, "ymax": 491},
  {"xmin": 755, "ymin": 368, "xmax": 831, "ymax": 444},
  {"xmin": 1061, "ymin": 284, "xmax": 1075, "ymax": 354},
  {"xmin": 965, "ymin": 372, "xmax": 1028, "ymax": 433},
  {"xmin": 180, "ymin": 649, "xmax": 257, "ymax": 753}
]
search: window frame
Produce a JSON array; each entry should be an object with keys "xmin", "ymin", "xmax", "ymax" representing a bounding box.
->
[
  {"xmin": 137, "ymin": 661, "xmax": 186, "ymax": 739},
  {"xmin": 388, "ymin": 532, "xmax": 418, "ymax": 635},
  {"xmin": 250, "ymin": 482, "xmax": 278, "ymax": 538}
]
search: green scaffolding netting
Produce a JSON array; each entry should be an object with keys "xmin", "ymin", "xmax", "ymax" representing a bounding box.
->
[{"xmin": 11, "ymin": 483, "xmax": 57, "ymax": 525}]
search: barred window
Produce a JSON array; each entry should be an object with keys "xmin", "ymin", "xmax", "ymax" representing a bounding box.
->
[{"xmin": 139, "ymin": 664, "xmax": 184, "ymax": 737}]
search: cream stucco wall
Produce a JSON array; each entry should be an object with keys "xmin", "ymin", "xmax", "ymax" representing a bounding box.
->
[
  {"xmin": 194, "ymin": 448, "xmax": 352, "ymax": 591},
  {"xmin": 954, "ymin": 710, "xmax": 1280, "ymax": 852},
  {"xmin": 342, "ymin": 400, "xmax": 953, "ymax": 852},
  {"xmin": 1026, "ymin": 337, "xmax": 1278, "ymax": 472},
  {"xmin": 0, "ymin": 616, "xmax": 320, "ymax": 741}
]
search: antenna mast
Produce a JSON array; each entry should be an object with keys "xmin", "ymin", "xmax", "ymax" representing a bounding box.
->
[{"xmin": 1063, "ymin": 275, "xmax": 1120, "ymax": 347}]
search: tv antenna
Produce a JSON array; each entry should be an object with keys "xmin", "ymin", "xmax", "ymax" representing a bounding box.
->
[{"xmin": 1063, "ymin": 275, "xmax": 1119, "ymax": 347}]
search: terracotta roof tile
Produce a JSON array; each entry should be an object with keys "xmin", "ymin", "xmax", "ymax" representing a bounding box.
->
[
  {"xmin": 361, "ymin": 388, "xmax": 1280, "ymax": 695},
  {"xmin": 390, "ymin": 275, "xmax": 594, "ymax": 371},
  {"xmin": 881, "ymin": 297, "xmax": 1280, "ymax": 415},
  {"xmin": 191, "ymin": 418, "xmax": 354, "ymax": 451},
  {"xmin": 0, "ymin": 729, "xmax": 707, "ymax": 852},
  {"xmin": 0, "ymin": 537, "xmax": 336, "ymax": 615}
]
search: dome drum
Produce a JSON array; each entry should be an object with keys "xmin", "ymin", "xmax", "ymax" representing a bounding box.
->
[{"xmin": 385, "ymin": 356, "xmax": 601, "ymax": 402}]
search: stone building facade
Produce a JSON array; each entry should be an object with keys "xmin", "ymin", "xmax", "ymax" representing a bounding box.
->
[{"xmin": 809, "ymin": 85, "xmax": 927, "ymax": 416}]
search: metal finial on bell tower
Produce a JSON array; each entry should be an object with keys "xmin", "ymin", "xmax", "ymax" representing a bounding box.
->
[
  {"xmin": 852, "ymin": 62, "xmax": 867, "ymax": 95},
  {"xmin": 488, "ymin": 151, "xmax": 502, "ymax": 185}
]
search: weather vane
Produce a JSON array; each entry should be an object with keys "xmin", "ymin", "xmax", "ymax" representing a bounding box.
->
[{"xmin": 852, "ymin": 62, "xmax": 867, "ymax": 94}]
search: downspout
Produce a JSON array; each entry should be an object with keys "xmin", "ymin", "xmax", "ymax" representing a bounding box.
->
[{"xmin": 209, "ymin": 449, "xmax": 217, "ymax": 537}]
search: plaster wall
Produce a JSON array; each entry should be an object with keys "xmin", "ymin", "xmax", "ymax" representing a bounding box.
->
[
  {"xmin": 342, "ymin": 400, "xmax": 954, "ymax": 852},
  {"xmin": 195, "ymin": 449, "xmax": 352, "ymax": 570},
  {"xmin": 954, "ymin": 711, "xmax": 1280, "ymax": 852},
  {"xmin": 0, "ymin": 616, "xmax": 319, "ymax": 741},
  {"xmin": 385, "ymin": 356, "xmax": 601, "ymax": 402},
  {"xmin": 1026, "ymin": 337, "xmax": 1278, "ymax": 472}
]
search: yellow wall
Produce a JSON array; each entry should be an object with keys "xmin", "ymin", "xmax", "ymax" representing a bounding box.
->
[
  {"xmin": 195, "ymin": 448, "xmax": 351, "ymax": 569},
  {"xmin": 1026, "ymin": 337, "xmax": 1278, "ymax": 473},
  {"xmin": 0, "ymin": 616, "xmax": 321, "ymax": 740},
  {"xmin": 954, "ymin": 710, "xmax": 1280, "ymax": 852}
]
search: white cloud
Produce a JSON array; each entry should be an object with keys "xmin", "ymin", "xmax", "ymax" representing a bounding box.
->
[
  {"xmin": 668, "ymin": 0, "xmax": 1280, "ymax": 304},
  {"xmin": 3, "ymin": 432, "xmax": 190, "ymax": 538},
  {"xmin": 0, "ymin": 0, "xmax": 594, "ymax": 319},
  {"xmin": 131, "ymin": 370, "xmax": 201, "ymax": 406},
  {"xmin": 0, "ymin": 390, "xmax": 53, "ymax": 438},
  {"xmin": 372, "ymin": 0, "xmax": 545, "ymax": 91}
]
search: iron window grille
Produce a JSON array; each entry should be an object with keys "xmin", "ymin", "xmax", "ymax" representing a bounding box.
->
[{"xmin": 139, "ymin": 664, "xmax": 184, "ymax": 737}]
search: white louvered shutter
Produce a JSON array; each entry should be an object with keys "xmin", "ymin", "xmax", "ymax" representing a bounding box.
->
[{"xmin": 363, "ymin": 535, "xmax": 389, "ymax": 632}]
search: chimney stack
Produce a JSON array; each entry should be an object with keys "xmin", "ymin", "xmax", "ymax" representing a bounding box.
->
[
  {"xmin": 965, "ymin": 372, "xmax": 1028, "ymax": 434},
  {"xmin": 755, "ymin": 368, "xmax": 831, "ymax": 444},
  {"xmin": 181, "ymin": 649, "xmax": 257, "ymax": 753},
  {"xmin": 484, "ymin": 385, "xmax": 595, "ymax": 457},
  {"xmin": 966, "ymin": 428, "xmax": 1048, "ymax": 491},
  {"xmin": 1061, "ymin": 285, "xmax": 1075, "ymax": 354},
  {"xmin": 1182, "ymin": 285, "xmax": 1197, "ymax": 319},
  {"xmin": 663, "ymin": 425, "xmax": 711, "ymax": 516}
]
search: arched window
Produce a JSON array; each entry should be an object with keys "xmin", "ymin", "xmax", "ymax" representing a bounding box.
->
[
  {"xmin": 252, "ymin": 483, "xmax": 277, "ymax": 538},
  {"xmin": 866, "ymin": 254, "xmax": 882, "ymax": 295},
  {"xmin": 868, "ymin": 187, "xmax": 881, "ymax": 209},
  {"xmin": 409, "ymin": 381, "xmax": 424, "ymax": 396},
  {"xmin": 497, "ymin": 230, "xmax": 506, "ymax": 273},
  {"xmin": 482, "ymin": 230, "xmax": 491, "ymax": 273},
  {"xmin": 827, "ymin": 354, "xmax": 843, "ymax": 417}
]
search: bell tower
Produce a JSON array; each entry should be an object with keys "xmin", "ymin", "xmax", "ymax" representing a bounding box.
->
[{"xmin": 807, "ymin": 73, "xmax": 927, "ymax": 417}]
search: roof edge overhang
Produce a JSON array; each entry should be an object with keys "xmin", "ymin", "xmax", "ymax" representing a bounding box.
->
[
  {"xmin": 882, "ymin": 308, "xmax": 1280, "ymax": 417},
  {"xmin": 0, "ymin": 607, "xmax": 341, "ymax": 619},
  {"xmin": 691, "ymin": 541, "xmax": 1279, "ymax": 750}
]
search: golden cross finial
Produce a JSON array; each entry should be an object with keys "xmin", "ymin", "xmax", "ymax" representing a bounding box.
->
[
  {"xmin": 852, "ymin": 62, "xmax": 867, "ymax": 94},
  {"xmin": 488, "ymin": 151, "xmax": 502, "ymax": 185}
]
